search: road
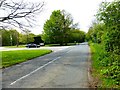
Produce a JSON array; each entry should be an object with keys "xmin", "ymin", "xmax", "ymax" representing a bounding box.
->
[
  {"xmin": 0, "ymin": 46, "xmax": 71, "ymax": 52},
  {"xmin": 2, "ymin": 42, "xmax": 90, "ymax": 88}
]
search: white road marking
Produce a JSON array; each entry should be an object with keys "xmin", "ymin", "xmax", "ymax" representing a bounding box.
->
[
  {"xmin": 66, "ymin": 50, "xmax": 71, "ymax": 54},
  {"xmin": 10, "ymin": 56, "xmax": 61, "ymax": 85}
]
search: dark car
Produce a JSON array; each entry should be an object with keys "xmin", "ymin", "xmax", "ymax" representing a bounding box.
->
[{"xmin": 26, "ymin": 43, "xmax": 40, "ymax": 48}]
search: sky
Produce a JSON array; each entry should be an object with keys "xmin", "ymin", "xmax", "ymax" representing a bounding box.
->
[{"xmin": 14, "ymin": 0, "xmax": 114, "ymax": 34}]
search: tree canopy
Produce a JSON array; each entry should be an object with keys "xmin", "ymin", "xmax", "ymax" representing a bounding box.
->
[
  {"xmin": 42, "ymin": 10, "xmax": 74, "ymax": 45},
  {"xmin": 96, "ymin": 0, "xmax": 120, "ymax": 53},
  {"xmin": 1, "ymin": 29, "xmax": 19, "ymax": 46}
]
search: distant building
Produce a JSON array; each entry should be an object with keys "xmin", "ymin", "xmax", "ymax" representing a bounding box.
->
[{"xmin": 34, "ymin": 36, "xmax": 44, "ymax": 46}]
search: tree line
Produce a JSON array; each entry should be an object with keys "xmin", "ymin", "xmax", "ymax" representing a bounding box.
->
[
  {"xmin": 1, "ymin": 27, "xmax": 85, "ymax": 46},
  {"xmin": 1, "ymin": 10, "xmax": 86, "ymax": 46},
  {"xmin": 86, "ymin": 0, "xmax": 120, "ymax": 87},
  {"xmin": 1, "ymin": 29, "xmax": 42, "ymax": 46},
  {"xmin": 0, "ymin": 0, "xmax": 86, "ymax": 46}
]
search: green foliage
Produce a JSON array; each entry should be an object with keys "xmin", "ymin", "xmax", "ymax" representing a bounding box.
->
[
  {"xmin": 102, "ymin": 30, "xmax": 120, "ymax": 53},
  {"xmin": 42, "ymin": 10, "xmax": 79, "ymax": 45},
  {"xmin": 70, "ymin": 29, "xmax": 85, "ymax": 43},
  {"xmin": 4, "ymin": 45, "xmax": 25, "ymax": 48},
  {"xmin": 1, "ymin": 29, "xmax": 19, "ymax": 46},
  {"xmin": 1, "ymin": 29, "xmax": 37, "ymax": 46},
  {"xmin": 19, "ymin": 32, "xmax": 35, "ymax": 44},
  {"xmin": 90, "ymin": 43, "xmax": 120, "ymax": 88},
  {"xmin": 42, "ymin": 10, "xmax": 65, "ymax": 44},
  {"xmin": 19, "ymin": 33, "xmax": 26, "ymax": 44},
  {"xmin": 42, "ymin": 10, "xmax": 85, "ymax": 45},
  {"xmin": 2, "ymin": 49, "xmax": 52, "ymax": 68},
  {"xmin": 9, "ymin": 30, "xmax": 19, "ymax": 46},
  {"xmin": 1, "ymin": 29, "xmax": 11, "ymax": 46},
  {"xmin": 97, "ymin": 0, "xmax": 120, "ymax": 54},
  {"xmin": 88, "ymin": 1, "xmax": 120, "ymax": 87},
  {"xmin": 86, "ymin": 23, "xmax": 105, "ymax": 43},
  {"xmin": 97, "ymin": 0, "xmax": 120, "ymax": 27}
]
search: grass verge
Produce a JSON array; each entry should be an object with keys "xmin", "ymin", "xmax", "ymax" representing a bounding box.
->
[
  {"xmin": 89, "ymin": 43, "xmax": 120, "ymax": 88},
  {"xmin": 2, "ymin": 49, "xmax": 52, "ymax": 68},
  {"xmin": 4, "ymin": 45, "xmax": 25, "ymax": 48}
]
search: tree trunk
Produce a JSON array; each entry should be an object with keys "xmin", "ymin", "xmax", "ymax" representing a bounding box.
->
[{"xmin": 16, "ymin": 32, "xmax": 19, "ymax": 47}]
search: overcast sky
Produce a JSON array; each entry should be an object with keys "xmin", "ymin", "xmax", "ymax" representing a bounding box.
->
[{"xmin": 23, "ymin": 0, "xmax": 114, "ymax": 35}]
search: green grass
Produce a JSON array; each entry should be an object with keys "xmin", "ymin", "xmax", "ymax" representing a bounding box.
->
[
  {"xmin": 4, "ymin": 45, "xmax": 25, "ymax": 48},
  {"xmin": 2, "ymin": 49, "xmax": 52, "ymax": 68},
  {"xmin": 90, "ymin": 43, "xmax": 103, "ymax": 69},
  {"xmin": 89, "ymin": 42, "xmax": 120, "ymax": 88}
]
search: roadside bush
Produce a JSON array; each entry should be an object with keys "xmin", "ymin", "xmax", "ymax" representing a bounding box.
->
[
  {"xmin": 102, "ymin": 30, "xmax": 120, "ymax": 54},
  {"xmin": 88, "ymin": 0, "xmax": 120, "ymax": 88},
  {"xmin": 90, "ymin": 43, "xmax": 120, "ymax": 87}
]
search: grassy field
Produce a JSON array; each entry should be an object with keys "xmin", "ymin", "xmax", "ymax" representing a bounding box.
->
[
  {"xmin": 2, "ymin": 49, "xmax": 52, "ymax": 68},
  {"xmin": 90, "ymin": 43, "xmax": 120, "ymax": 88},
  {"xmin": 4, "ymin": 45, "xmax": 25, "ymax": 48}
]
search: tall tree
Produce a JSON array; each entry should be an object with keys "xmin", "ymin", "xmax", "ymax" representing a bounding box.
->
[
  {"xmin": 97, "ymin": 0, "xmax": 120, "ymax": 53},
  {"xmin": 42, "ymin": 10, "xmax": 74, "ymax": 45},
  {"xmin": 9, "ymin": 30, "xmax": 19, "ymax": 46},
  {"xmin": 61, "ymin": 10, "xmax": 74, "ymax": 45},
  {"xmin": 1, "ymin": 29, "xmax": 19, "ymax": 46},
  {"xmin": 1, "ymin": 29, "xmax": 11, "ymax": 46}
]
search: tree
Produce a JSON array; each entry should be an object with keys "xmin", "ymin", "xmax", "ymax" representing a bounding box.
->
[
  {"xmin": 70, "ymin": 29, "xmax": 85, "ymax": 43},
  {"xmin": 61, "ymin": 10, "xmax": 74, "ymax": 45},
  {"xmin": 19, "ymin": 33, "xmax": 26, "ymax": 44},
  {"xmin": 0, "ymin": 0, "xmax": 44, "ymax": 29},
  {"xmin": 86, "ymin": 22, "xmax": 105, "ymax": 43},
  {"xmin": 1, "ymin": 29, "xmax": 11, "ymax": 46},
  {"xmin": 19, "ymin": 31, "xmax": 35, "ymax": 44},
  {"xmin": 86, "ymin": 1, "xmax": 120, "ymax": 87},
  {"xmin": 97, "ymin": 0, "xmax": 120, "ymax": 53},
  {"xmin": 42, "ymin": 10, "xmax": 74, "ymax": 45},
  {"xmin": 94, "ymin": 1, "xmax": 120, "ymax": 85},
  {"xmin": 9, "ymin": 30, "xmax": 19, "ymax": 46},
  {"xmin": 1, "ymin": 29, "xmax": 19, "ymax": 46},
  {"xmin": 23, "ymin": 29, "xmax": 31, "ymax": 44}
]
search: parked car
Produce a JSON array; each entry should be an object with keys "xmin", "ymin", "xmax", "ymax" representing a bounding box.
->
[
  {"xmin": 26, "ymin": 43, "xmax": 40, "ymax": 48},
  {"xmin": 40, "ymin": 43, "xmax": 45, "ymax": 46}
]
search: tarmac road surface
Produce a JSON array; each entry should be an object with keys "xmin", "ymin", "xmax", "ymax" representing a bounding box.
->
[{"xmin": 2, "ymin": 42, "xmax": 90, "ymax": 88}]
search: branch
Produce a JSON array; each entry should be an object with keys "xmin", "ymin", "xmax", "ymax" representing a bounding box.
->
[{"xmin": 0, "ymin": 0, "xmax": 45, "ymax": 29}]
